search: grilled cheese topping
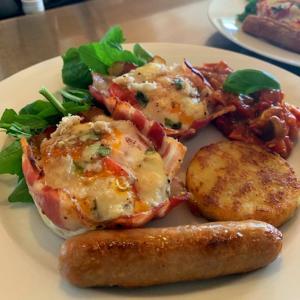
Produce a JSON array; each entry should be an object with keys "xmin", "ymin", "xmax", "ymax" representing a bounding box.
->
[
  {"xmin": 113, "ymin": 62, "xmax": 209, "ymax": 130},
  {"xmin": 40, "ymin": 115, "xmax": 170, "ymax": 222}
]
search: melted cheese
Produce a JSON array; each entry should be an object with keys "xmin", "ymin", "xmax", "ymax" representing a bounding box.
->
[
  {"xmin": 113, "ymin": 62, "xmax": 208, "ymax": 130},
  {"xmin": 40, "ymin": 116, "xmax": 169, "ymax": 223},
  {"xmin": 135, "ymin": 151, "xmax": 169, "ymax": 208}
]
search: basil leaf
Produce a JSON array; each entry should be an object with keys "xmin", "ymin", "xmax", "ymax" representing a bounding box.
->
[
  {"xmin": 8, "ymin": 177, "xmax": 33, "ymax": 203},
  {"xmin": 237, "ymin": 0, "xmax": 257, "ymax": 22},
  {"xmin": 0, "ymin": 141, "xmax": 23, "ymax": 176},
  {"xmin": 136, "ymin": 91, "xmax": 149, "ymax": 108},
  {"xmin": 98, "ymin": 145, "xmax": 111, "ymax": 157},
  {"xmin": 223, "ymin": 69, "xmax": 280, "ymax": 95},
  {"xmin": 62, "ymin": 48, "xmax": 93, "ymax": 89},
  {"xmin": 133, "ymin": 44, "xmax": 153, "ymax": 64},
  {"xmin": 164, "ymin": 118, "xmax": 182, "ymax": 130}
]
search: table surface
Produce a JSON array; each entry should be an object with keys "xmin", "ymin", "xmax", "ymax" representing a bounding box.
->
[{"xmin": 0, "ymin": 0, "xmax": 299, "ymax": 81}]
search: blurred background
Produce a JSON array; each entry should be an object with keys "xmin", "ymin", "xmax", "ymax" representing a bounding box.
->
[{"xmin": 0, "ymin": 0, "xmax": 86, "ymax": 19}]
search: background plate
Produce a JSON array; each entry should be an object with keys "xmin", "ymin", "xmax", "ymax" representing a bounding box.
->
[
  {"xmin": 208, "ymin": 0, "xmax": 300, "ymax": 67},
  {"xmin": 0, "ymin": 43, "xmax": 299, "ymax": 300}
]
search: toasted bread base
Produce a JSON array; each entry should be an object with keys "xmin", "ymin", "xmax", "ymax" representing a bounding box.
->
[
  {"xmin": 186, "ymin": 141, "xmax": 300, "ymax": 227},
  {"xmin": 242, "ymin": 15, "xmax": 300, "ymax": 54}
]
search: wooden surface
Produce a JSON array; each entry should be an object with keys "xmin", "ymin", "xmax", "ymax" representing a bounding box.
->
[{"xmin": 0, "ymin": 0, "xmax": 299, "ymax": 80}]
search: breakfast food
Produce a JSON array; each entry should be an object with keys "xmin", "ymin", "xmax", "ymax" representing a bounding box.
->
[
  {"xmin": 0, "ymin": 26, "xmax": 299, "ymax": 291},
  {"xmin": 240, "ymin": 0, "xmax": 300, "ymax": 53},
  {"xmin": 59, "ymin": 221, "xmax": 282, "ymax": 287},
  {"xmin": 199, "ymin": 62, "xmax": 300, "ymax": 158},
  {"xmin": 21, "ymin": 113, "xmax": 187, "ymax": 238},
  {"xmin": 186, "ymin": 141, "xmax": 300, "ymax": 227},
  {"xmin": 91, "ymin": 56, "xmax": 300, "ymax": 158},
  {"xmin": 90, "ymin": 57, "xmax": 236, "ymax": 138}
]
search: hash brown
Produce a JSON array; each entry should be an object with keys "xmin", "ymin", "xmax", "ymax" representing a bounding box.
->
[{"xmin": 186, "ymin": 141, "xmax": 300, "ymax": 227}]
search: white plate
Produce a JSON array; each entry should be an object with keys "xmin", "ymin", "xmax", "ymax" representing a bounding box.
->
[
  {"xmin": 0, "ymin": 43, "xmax": 299, "ymax": 300},
  {"xmin": 208, "ymin": 0, "xmax": 300, "ymax": 67}
]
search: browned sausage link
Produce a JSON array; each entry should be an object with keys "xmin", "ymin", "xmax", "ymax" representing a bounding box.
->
[{"xmin": 59, "ymin": 221, "xmax": 282, "ymax": 288}]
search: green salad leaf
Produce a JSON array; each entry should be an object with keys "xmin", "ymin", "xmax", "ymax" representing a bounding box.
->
[
  {"xmin": 223, "ymin": 69, "xmax": 281, "ymax": 95},
  {"xmin": 237, "ymin": 0, "xmax": 258, "ymax": 22},
  {"xmin": 62, "ymin": 26, "xmax": 153, "ymax": 89},
  {"xmin": 8, "ymin": 177, "xmax": 33, "ymax": 203},
  {"xmin": 1, "ymin": 25, "xmax": 155, "ymax": 204},
  {"xmin": 0, "ymin": 87, "xmax": 91, "ymax": 140},
  {"xmin": 62, "ymin": 48, "xmax": 93, "ymax": 89},
  {"xmin": 60, "ymin": 87, "xmax": 92, "ymax": 103},
  {"xmin": 0, "ymin": 141, "xmax": 23, "ymax": 176},
  {"xmin": 133, "ymin": 43, "xmax": 153, "ymax": 64}
]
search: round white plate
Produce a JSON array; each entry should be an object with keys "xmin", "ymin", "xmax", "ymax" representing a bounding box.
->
[
  {"xmin": 208, "ymin": 0, "xmax": 300, "ymax": 67},
  {"xmin": 0, "ymin": 43, "xmax": 299, "ymax": 300}
]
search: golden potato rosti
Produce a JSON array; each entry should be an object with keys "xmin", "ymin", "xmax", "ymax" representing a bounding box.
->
[{"xmin": 186, "ymin": 141, "xmax": 300, "ymax": 227}]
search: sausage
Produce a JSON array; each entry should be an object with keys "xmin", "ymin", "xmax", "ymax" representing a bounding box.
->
[{"xmin": 59, "ymin": 220, "xmax": 282, "ymax": 288}]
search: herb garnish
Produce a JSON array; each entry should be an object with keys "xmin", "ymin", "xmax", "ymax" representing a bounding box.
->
[
  {"xmin": 173, "ymin": 78, "xmax": 184, "ymax": 90},
  {"xmin": 98, "ymin": 145, "xmax": 111, "ymax": 157},
  {"xmin": 164, "ymin": 118, "xmax": 182, "ymax": 130},
  {"xmin": 136, "ymin": 91, "xmax": 149, "ymax": 108},
  {"xmin": 223, "ymin": 69, "xmax": 280, "ymax": 95}
]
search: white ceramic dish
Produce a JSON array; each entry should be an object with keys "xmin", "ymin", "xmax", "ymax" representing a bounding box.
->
[
  {"xmin": 208, "ymin": 0, "xmax": 300, "ymax": 67},
  {"xmin": 0, "ymin": 43, "xmax": 299, "ymax": 300}
]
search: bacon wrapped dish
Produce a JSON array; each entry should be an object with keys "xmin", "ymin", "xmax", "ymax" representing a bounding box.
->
[{"xmin": 21, "ymin": 110, "xmax": 187, "ymax": 238}]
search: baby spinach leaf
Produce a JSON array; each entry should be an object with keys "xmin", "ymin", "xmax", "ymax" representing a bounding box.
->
[
  {"xmin": 39, "ymin": 87, "xmax": 67, "ymax": 116},
  {"xmin": 19, "ymin": 100, "xmax": 52, "ymax": 115},
  {"xmin": 0, "ymin": 109, "xmax": 18, "ymax": 123},
  {"xmin": 63, "ymin": 26, "xmax": 149, "ymax": 86},
  {"xmin": 60, "ymin": 87, "xmax": 92, "ymax": 103},
  {"xmin": 223, "ymin": 69, "xmax": 280, "ymax": 95},
  {"xmin": 78, "ymin": 43, "xmax": 108, "ymax": 74},
  {"xmin": 8, "ymin": 177, "xmax": 33, "ymax": 203},
  {"xmin": 63, "ymin": 101, "xmax": 91, "ymax": 115},
  {"xmin": 133, "ymin": 44, "xmax": 153, "ymax": 64},
  {"xmin": 62, "ymin": 48, "xmax": 93, "ymax": 89},
  {"xmin": 0, "ymin": 141, "xmax": 23, "ymax": 176},
  {"xmin": 100, "ymin": 25, "xmax": 125, "ymax": 47}
]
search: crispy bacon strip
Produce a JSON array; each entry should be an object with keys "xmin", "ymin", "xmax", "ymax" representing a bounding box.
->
[{"xmin": 21, "ymin": 138, "xmax": 85, "ymax": 231}]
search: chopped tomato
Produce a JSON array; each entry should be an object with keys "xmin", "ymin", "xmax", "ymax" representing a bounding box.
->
[{"xmin": 102, "ymin": 156, "xmax": 128, "ymax": 177}]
